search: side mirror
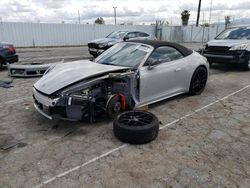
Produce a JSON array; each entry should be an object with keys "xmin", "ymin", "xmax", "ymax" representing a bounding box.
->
[
  {"xmin": 147, "ymin": 60, "xmax": 162, "ymax": 70},
  {"xmin": 123, "ymin": 36, "xmax": 129, "ymax": 41}
]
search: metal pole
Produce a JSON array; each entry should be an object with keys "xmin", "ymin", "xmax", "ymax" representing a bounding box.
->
[
  {"xmin": 208, "ymin": 0, "xmax": 212, "ymax": 40},
  {"xmin": 196, "ymin": 0, "xmax": 202, "ymax": 26},
  {"xmin": 78, "ymin": 10, "xmax": 80, "ymax": 24},
  {"xmin": 191, "ymin": 25, "xmax": 193, "ymax": 42},
  {"xmin": 208, "ymin": 0, "xmax": 212, "ymax": 24},
  {"xmin": 113, "ymin": 7, "xmax": 117, "ymax": 25}
]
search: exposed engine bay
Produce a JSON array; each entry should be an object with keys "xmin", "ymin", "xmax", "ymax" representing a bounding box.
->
[{"xmin": 33, "ymin": 70, "xmax": 138, "ymax": 122}]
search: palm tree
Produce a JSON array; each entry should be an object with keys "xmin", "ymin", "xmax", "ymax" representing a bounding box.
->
[
  {"xmin": 181, "ymin": 10, "xmax": 190, "ymax": 26},
  {"xmin": 94, "ymin": 17, "xmax": 105, "ymax": 24}
]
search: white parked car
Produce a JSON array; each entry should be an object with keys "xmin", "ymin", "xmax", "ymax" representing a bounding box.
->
[
  {"xmin": 203, "ymin": 25, "xmax": 250, "ymax": 70},
  {"xmin": 33, "ymin": 40, "xmax": 209, "ymax": 122}
]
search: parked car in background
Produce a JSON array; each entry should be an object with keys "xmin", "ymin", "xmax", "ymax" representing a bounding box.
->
[
  {"xmin": 0, "ymin": 42, "xmax": 18, "ymax": 69},
  {"xmin": 33, "ymin": 40, "xmax": 208, "ymax": 122},
  {"xmin": 203, "ymin": 25, "xmax": 250, "ymax": 70},
  {"xmin": 88, "ymin": 30, "xmax": 156, "ymax": 57}
]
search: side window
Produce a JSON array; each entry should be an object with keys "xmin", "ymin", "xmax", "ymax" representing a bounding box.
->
[
  {"xmin": 145, "ymin": 46, "xmax": 184, "ymax": 65},
  {"xmin": 139, "ymin": 32, "xmax": 149, "ymax": 37},
  {"xmin": 126, "ymin": 32, "xmax": 137, "ymax": 38}
]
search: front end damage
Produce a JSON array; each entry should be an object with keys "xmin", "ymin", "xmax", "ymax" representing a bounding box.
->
[{"xmin": 33, "ymin": 70, "xmax": 138, "ymax": 122}]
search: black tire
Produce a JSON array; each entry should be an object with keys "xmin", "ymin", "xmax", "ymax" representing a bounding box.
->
[
  {"xmin": 189, "ymin": 66, "xmax": 208, "ymax": 95},
  {"xmin": 0, "ymin": 58, "xmax": 3, "ymax": 70},
  {"xmin": 113, "ymin": 110, "xmax": 159, "ymax": 144},
  {"xmin": 241, "ymin": 60, "xmax": 250, "ymax": 71},
  {"xmin": 208, "ymin": 61, "xmax": 212, "ymax": 68}
]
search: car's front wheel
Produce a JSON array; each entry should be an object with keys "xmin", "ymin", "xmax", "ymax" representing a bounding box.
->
[
  {"xmin": 241, "ymin": 60, "xmax": 250, "ymax": 71},
  {"xmin": 189, "ymin": 66, "xmax": 208, "ymax": 95},
  {"xmin": 0, "ymin": 58, "xmax": 3, "ymax": 69}
]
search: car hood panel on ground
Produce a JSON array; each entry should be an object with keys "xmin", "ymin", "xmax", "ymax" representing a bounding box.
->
[
  {"xmin": 207, "ymin": 39, "xmax": 249, "ymax": 47},
  {"xmin": 34, "ymin": 60, "xmax": 129, "ymax": 95}
]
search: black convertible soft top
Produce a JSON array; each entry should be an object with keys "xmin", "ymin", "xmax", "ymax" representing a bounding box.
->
[{"xmin": 128, "ymin": 40, "xmax": 193, "ymax": 57}]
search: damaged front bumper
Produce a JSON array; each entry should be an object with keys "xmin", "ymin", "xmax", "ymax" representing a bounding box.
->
[{"xmin": 33, "ymin": 87, "xmax": 104, "ymax": 122}]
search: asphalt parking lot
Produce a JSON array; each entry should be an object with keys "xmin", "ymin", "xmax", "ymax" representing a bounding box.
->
[{"xmin": 0, "ymin": 44, "xmax": 250, "ymax": 188}]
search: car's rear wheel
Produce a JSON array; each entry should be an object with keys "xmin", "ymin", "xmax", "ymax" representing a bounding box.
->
[
  {"xmin": 113, "ymin": 110, "xmax": 159, "ymax": 144},
  {"xmin": 189, "ymin": 66, "xmax": 208, "ymax": 95}
]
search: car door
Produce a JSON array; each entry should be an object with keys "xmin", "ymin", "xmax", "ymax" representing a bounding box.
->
[
  {"xmin": 139, "ymin": 46, "xmax": 188, "ymax": 104},
  {"xmin": 125, "ymin": 32, "xmax": 138, "ymax": 40},
  {"xmin": 136, "ymin": 32, "xmax": 150, "ymax": 40}
]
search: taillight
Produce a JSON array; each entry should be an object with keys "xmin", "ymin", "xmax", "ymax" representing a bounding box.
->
[
  {"xmin": 8, "ymin": 46, "xmax": 15, "ymax": 52},
  {"xmin": 3, "ymin": 45, "xmax": 15, "ymax": 53}
]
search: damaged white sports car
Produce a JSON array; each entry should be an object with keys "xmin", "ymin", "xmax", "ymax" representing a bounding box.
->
[{"xmin": 33, "ymin": 40, "xmax": 209, "ymax": 122}]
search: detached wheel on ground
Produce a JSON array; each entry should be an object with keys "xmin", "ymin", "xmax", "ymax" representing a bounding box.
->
[
  {"xmin": 113, "ymin": 110, "xmax": 159, "ymax": 144},
  {"xmin": 189, "ymin": 66, "xmax": 208, "ymax": 95}
]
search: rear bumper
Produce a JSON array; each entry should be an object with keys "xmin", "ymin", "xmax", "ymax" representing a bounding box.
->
[
  {"xmin": 4, "ymin": 54, "xmax": 18, "ymax": 64},
  {"xmin": 203, "ymin": 50, "xmax": 250, "ymax": 64}
]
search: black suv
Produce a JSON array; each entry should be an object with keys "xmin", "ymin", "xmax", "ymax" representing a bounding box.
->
[
  {"xmin": 88, "ymin": 30, "xmax": 155, "ymax": 57},
  {"xmin": 0, "ymin": 42, "xmax": 18, "ymax": 69},
  {"xmin": 203, "ymin": 26, "xmax": 250, "ymax": 70}
]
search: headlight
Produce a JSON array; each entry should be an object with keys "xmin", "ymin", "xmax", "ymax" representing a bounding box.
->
[
  {"xmin": 229, "ymin": 42, "xmax": 248, "ymax": 51},
  {"xmin": 99, "ymin": 43, "xmax": 106, "ymax": 48},
  {"xmin": 69, "ymin": 88, "xmax": 91, "ymax": 99},
  {"xmin": 107, "ymin": 42, "xmax": 115, "ymax": 46},
  {"xmin": 99, "ymin": 42, "xmax": 115, "ymax": 48}
]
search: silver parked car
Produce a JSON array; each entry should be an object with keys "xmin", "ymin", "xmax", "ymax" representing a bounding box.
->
[
  {"xmin": 203, "ymin": 25, "xmax": 250, "ymax": 70},
  {"xmin": 33, "ymin": 40, "xmax": 209, "ymax": 122},
  {"xmin": 88, "ymin": 30, "xmax": 156, "ymax": 57}
]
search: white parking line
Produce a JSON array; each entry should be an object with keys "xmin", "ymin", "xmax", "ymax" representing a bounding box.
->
[
  {"xmin": 0, "ymin": 97, "xmax": 32, "ymax": 106},
  {"xmin": 30, "ymin": 84, "xmax": 249, "ymax": 187}
]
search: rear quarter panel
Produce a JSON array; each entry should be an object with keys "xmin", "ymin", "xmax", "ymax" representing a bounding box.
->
[{"xmin": 183, "ymin": 51, "xmax": 209, "ymax": 90}]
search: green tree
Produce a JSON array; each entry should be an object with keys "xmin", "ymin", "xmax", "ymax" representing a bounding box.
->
[
  {"xmin": 94, "ymin": 17, "xmax": 105, "ymax": 24},
  {"xmin": 181, "ymin": 10, "xmax": 190, "ymax": 26}
]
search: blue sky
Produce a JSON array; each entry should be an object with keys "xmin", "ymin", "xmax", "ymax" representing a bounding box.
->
[{"xmin": 1, "ymin": 0, "xmax": 250, "ymax": 25}]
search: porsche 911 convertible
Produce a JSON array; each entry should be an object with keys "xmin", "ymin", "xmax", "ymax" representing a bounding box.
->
[{"xmin": 33, "ymin": 40, "xmax": 209, "ymax": 122}]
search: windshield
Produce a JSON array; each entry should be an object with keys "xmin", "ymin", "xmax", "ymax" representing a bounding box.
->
[
  {"xmin": 216, "ymin": 27, "xmax": 250, "ymax": 40},
  {"xmin": 106, "ymin": 31, "xmax": 127, "ymax": 39},
  {"xmin": 95, "ymin": 43, "xmax": 151, "ymax": 68}
]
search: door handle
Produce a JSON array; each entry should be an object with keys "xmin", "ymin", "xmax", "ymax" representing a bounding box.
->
[{"xmin": 175, "ymin": 68, "xmax": 181, "ymax": 72}]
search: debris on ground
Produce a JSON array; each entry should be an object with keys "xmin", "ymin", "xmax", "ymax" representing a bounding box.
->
[
  {"xmin": 1, "ymin": 141, "xmax": 27, "ymax": 150},
  {"xmin": 7, "ymin": 59, "xmax": 63, "ymax": 78},
  {"xmin": 0, "ymin": 79, "xmax": 14, "ymax": 88}
]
